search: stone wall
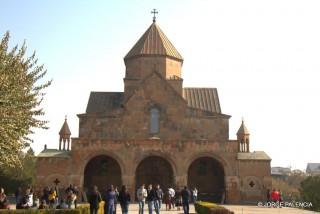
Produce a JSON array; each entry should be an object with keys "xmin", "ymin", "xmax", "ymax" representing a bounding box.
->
[
  {"xmin": 238, "ymin": 160, "xmax": 271, "ymax": 203},
  {"xmin": 36, "ymin": 139, "xmax": 240, "ymax": 202}
]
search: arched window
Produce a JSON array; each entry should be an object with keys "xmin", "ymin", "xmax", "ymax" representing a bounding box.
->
[{"xmin": 150, "ymin": 108, "xmax": 160, "ymax": 134}]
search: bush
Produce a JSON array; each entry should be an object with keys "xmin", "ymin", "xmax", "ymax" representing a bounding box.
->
[
  {"xmin": 300, "ymin": 176, "xmax": 320, "ymax": 212},
  {"xmin": 0, "ymin": 204, "xmax": 90, "ymax": 214},
  {"xmin": 195, "ymin": 201, "xmax": 234, "ymax": 214}
]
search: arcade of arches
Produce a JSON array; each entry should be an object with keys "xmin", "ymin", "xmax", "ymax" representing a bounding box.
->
[{"xmin": 83, "ymin": 155, "xmax": 225, "ymax": 203}]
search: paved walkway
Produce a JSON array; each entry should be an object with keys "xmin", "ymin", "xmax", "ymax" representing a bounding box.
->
[
  {"xmin": 8, "ymin": 203, "xmax": 319, "ymax": 213},
  {"xmin": 223, "ymin": 205, "xmax": 318, "ymax": 214},
  {"xmin": 110, "ymin": 204, "xmax": 319, "ymax": 214}
]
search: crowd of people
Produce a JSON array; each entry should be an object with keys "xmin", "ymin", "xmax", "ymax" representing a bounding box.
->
[
  {"xmin": 87, "ymin": 184, "xmax": 198, "ymax": 214},
  {"xmin": 0, "ymin": 184, "xmax": 79, "ymax": 210},
  {"xmin": 0, "ymin": 184, "xmax": 198, "ymax": 214}
]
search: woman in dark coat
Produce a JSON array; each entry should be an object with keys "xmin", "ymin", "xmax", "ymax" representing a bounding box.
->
[
  {"xmin": 118, "ymin": 185, "xmax": 130, "ymax": 214},
  {"xmin": 88, "ymin": 185, "xmax": 102, "ymax": 214}
]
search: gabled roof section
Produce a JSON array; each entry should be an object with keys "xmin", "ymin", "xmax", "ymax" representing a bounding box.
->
[
  {"xmin": 86, "ymin": 92, "xmax": 124, "ymax": 113},
  {"xmin": 183, "ymin": 88, "xmax": 221, "ymax": 113},
  {"xmin": 123, "ymin": 70, "xmax": 187, "ymax": 105},
  {"xmin": 306, "ymin": 163, "xmax": 320, "ymax": 173},
  {"xmin": 237, "ymin": 151, "xmax": 271, "ymax": 160},
  {"xmin": 125, "ymin": 22, "xmax": 183, "ymax": 61}
]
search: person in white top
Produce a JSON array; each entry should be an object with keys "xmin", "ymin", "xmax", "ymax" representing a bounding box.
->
[
  {"xmin": 168, "ymin": 187, "xmax": 175, "ymax": 209},
  {"xmin": 137, "ymin": 184, "xmax": 148, "ymax": 214},
  {"xmin": 25, "ymin": 188, "xmax": 33, "ymax": 207},
  {"xmin": 192, "ymin": 187, "xmax": 198, "ymax": 203}
]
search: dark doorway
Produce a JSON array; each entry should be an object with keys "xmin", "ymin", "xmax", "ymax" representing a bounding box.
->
[
  {"xmin": 135, "ymin": 156, "xmax": 174, "ymax": 193},
  {"xmin": 84, "ymin": 155, "xmax": 122, "ymax": 192},
  {"xmin": 188, "ymin": 157, "xmax": 225, "ymax": 203}
]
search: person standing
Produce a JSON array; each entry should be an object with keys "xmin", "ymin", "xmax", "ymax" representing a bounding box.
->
[
  {"xmin": 42, "ymin": 186, "xmax": 50, "ymax": 205},
  {"xmin": 146, "ymin": 184, "xmax": 156, "ymax": 214},
  {"xmin": 118, "ymin": 185, "xmax": 130, "ymax": 214},
  {"xmin": 278, "ymin": 189, "xmax": 283, "ymax": 202},
  {"xmin": 266, "ymin": 189, "xmax": 271, "ymax": 202},
  {"xmin": 73, "ymin": 185, "xmax": 79, "ymax": 208},
  {"xmin": 88, "ymin": 185, "xmax": 102, "ymax": 214},
  {"xmin": 15, "ymin": 187, "xmax": 22, "ymax": 206},
  {"xmin": 0, "ymin": 187, "xmax": 9, "ymax": 209},
  {"xmin": 114, "ymin": 186, "xmax": 119, "ymax": 214},
  {"xmin": 168, "ymin": 187, "xmax": 175, "ymax": 210},
  {"xmin": 25, "ymin": 187, "xmax": 33, "ymax": 208},
  {"xmin": 153, "ymin": 185, "xmax": 160, "ymax": 214},
  {"xmin": 181, "ymin": 186, "xmax": 191, "ymax": 214},
  {"xmin": 175, "ymin": 188, "xmax": 182, "ymax": 211},
  {"xmin": 192, "ymin": 187, "xmax": 198, "ymax": 203},
  {"xmin": 48, "ymin": 187, "xmax": 57, "ymax": 208},
  {"xmin": 105, "ymin": 186, "xmax": 116, "ymax": 214},
  {"xmin": 163, "ymin": 189, "xmax": 170, "ymax": 210},
  {"xmin": 137, "ymin": 184, "xmax": 147, "ymax": 214},
  {"xmin": 155, "ymin": 184, "xmax": 163, "ymax": 211}
]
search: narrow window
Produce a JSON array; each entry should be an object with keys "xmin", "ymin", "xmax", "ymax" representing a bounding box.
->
[{"xmin": 150, "ymin": 108, "xmax": 160, "ymax": 134}]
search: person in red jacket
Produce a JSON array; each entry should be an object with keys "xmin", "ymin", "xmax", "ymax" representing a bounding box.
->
[{"xmin": 271, "ymin": 189, "xmax": 279, "ymax": 202}]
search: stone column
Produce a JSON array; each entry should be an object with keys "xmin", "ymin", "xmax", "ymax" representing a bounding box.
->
[
  {"xmin": 225, "ymin": 176, "xmax": 241, "ymax": 203},
  {"xmin": 175, "ymin": 174, "xmax": 187, "ymax": 188}
]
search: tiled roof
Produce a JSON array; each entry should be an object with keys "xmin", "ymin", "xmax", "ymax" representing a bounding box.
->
[
  {"xmin": 237, "ymin": 120, "xmax": 250, "ymax": 135},
  {"xmin": 86, "ymin": 92, "xmax": 124, "ymax": 113},
  {"xmin": 237, "ymin": 151, "xmax": 271, "ymax": 160},
  {"xmin": 125, "ymin": 22, "xmax": 183, "ymax": 61},
  {"xmin": 271, "ymin": 167, "xmax": 291, "ymax": 175},
  {"xmin": 59, "ymin": 119, "xmax": 71, "ymax": 135},
  {"xmin": 183, "ymin": 88, "xmax": 221, "ymax": 113},
  {"xmin": 37, "ymin": 149, "xmax": 71, "ymax": 158},
  {"xmin": 306, "ymin": 163, "xmax": 320, "ymax": 173},
  {"xmin": 86, "ymin": 88, "xmax": 222, "ymax": 114}
]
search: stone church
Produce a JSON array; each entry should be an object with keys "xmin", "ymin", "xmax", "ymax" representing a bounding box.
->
[{"xmin": 36, "ymin": 18, "xmax": 271, "ymax": 203}]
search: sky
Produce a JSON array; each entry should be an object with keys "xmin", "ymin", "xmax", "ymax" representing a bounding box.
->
[{"xmin": 1, "ymin": 0, "xmax": 320, "ymax": 170}]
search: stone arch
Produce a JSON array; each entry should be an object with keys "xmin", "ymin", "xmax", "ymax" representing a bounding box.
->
[
  {"xmin": 80, "ymin": 150, "xmax": 126, "ymax": 177},
  {"xmin": 186, "ymin": 152, "xmax": 232, "ymax": 176},
  {"xmin": 187, "ymin": 154, "xmax": 227, "ymax": 203},
  {"xmin": 82, "ymin": 151, "xmax": 124, "ymax": 191},
  {"xmin": 133, "ymin": 151, "xmax": 178, "ymax": 176},
  {"xmin": 135, "ymin": 154, "xmax": 175, "ymax": 196}
]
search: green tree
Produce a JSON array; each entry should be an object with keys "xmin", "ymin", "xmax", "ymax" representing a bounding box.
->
[
  {"xmin": 300, "ymin": 176, "xmax": 320, "ymax": 211},
  {"xmin": 0, "ymin": 31, "xmax": 51, "ymax": 168},
  {"xmin": 0, "ymin": 148, "xmax": 36, "ymax": 193}
]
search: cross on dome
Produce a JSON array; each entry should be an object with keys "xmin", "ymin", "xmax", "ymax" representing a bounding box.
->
[{"xmin": 151, "ymin": 9, "xmax": 158, "ymax": 22}]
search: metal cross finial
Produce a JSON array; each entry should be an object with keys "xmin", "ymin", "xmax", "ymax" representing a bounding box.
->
[{"xmin": 151, "ymin": 9, "xmax": 158, "ymax": 23}]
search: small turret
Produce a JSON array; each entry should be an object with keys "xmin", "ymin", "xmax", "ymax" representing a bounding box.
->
[
  {"xmin": 59, "ymin": 116, "xmax": 71, "ymax": 151},
  {"xmin": 237, "ymin": 119, "xmax": 250, "ymax": 152}
]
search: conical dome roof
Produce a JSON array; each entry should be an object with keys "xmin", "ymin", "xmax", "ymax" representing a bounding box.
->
[
  {"xmin": 125, "ymin": 22, "xmax": 183, "ymax": 61},
  {"xmin": 237, "ymin": 120, "xmax": 250, "ymax": 135},
  {"xmin": 59, "ymin": 118, "xmax": 71, "ymax": 136}
]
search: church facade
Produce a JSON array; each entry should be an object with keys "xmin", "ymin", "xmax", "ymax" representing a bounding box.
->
[{"xmin": 36, "ymin": 20, "xmax": 271, "ymax": 203}]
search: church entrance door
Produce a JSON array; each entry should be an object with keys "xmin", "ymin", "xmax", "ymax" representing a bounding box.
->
[
  {"xmin": 84, "ymin": 155, "xmax": 122, "ymax": 191},
  {"xmin": 188, "ymin": 157, "xmax": 225, "ymax": 203},
  {"xmin": 135, "ymin": 156, "xmax": 174, "ymax": 193}
]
